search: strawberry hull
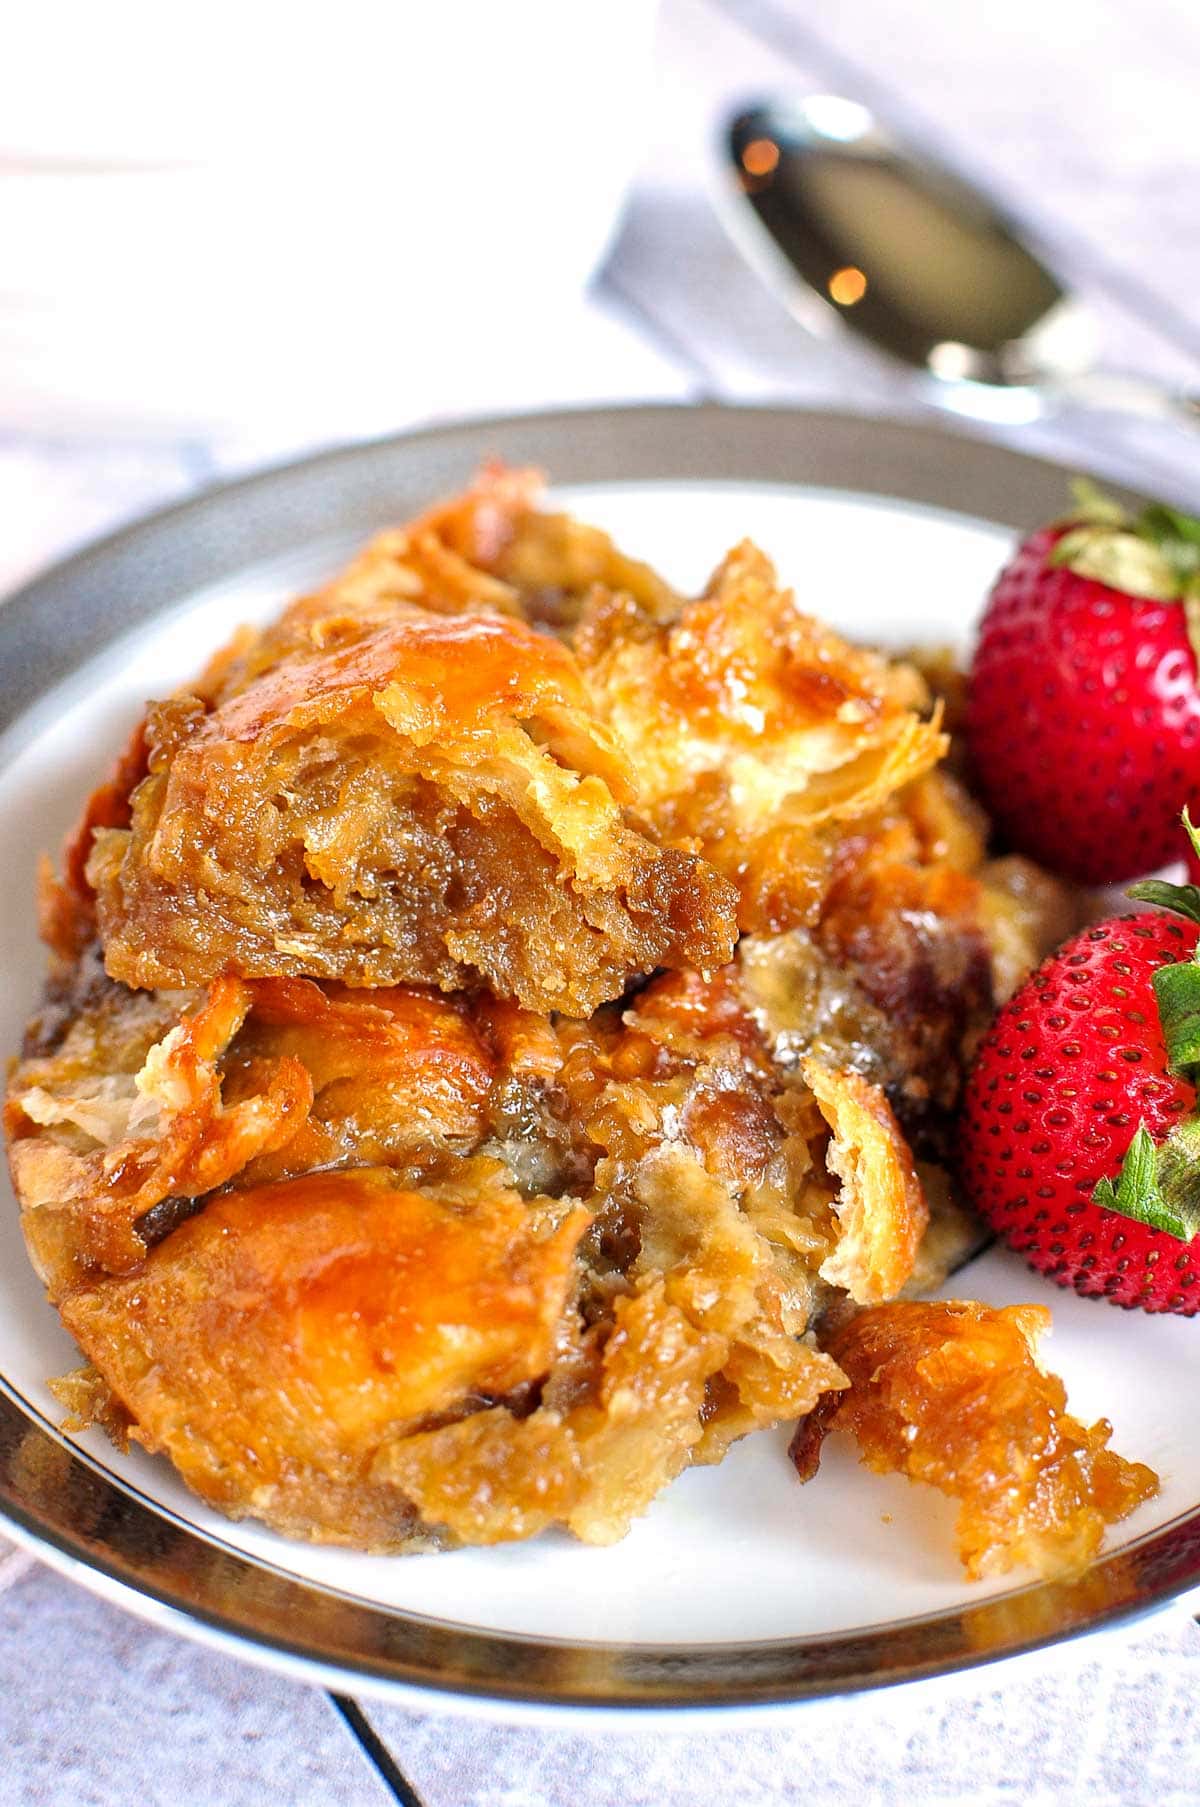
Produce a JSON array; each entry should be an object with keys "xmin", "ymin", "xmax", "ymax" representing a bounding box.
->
[{"xmin": 959, "ymin": 912, "xmax": 1200, "ymax": 1314}]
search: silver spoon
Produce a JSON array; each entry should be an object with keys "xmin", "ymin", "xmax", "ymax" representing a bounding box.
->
[{"xmin": 719, "ymin": 95, "xmax": 1199, "ymax": 431}]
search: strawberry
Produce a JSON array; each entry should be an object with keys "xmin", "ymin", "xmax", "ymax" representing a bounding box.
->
[
  {"xmin": 967, "ymin": 480, "xmax": 1200, "ymax": 884},
  {"xmin": 959, "ymin": 815, "xmax": 1200, "ymax": 1313}
]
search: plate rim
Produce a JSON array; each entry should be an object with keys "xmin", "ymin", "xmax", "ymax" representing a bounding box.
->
[{"xmin": 2, "ymin": 399, "xmax": 1195, "ymax": 1713}]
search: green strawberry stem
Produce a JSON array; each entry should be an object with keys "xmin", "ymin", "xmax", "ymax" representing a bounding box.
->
[
  {"xmin": 1146, "ymin": 956, "xmax": 1200, "ymax": 1076},
  {"xmin": 1129, "ymin": 810, "xmax": 1200, "ymax": 1078},
  {"xmin": 1050, "ymin": 480, "xmax": 1200, "ymax": 666},
  {"xmin": 1093, "ymin": 809, "xmax": 1200, "ymax": 1241},
  {"xmin": 1094, "ymin": 1120, "xmax": 1200, "ymax": 1242}
]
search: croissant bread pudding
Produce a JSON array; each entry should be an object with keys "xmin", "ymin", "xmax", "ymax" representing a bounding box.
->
[{"xmin": 5, "ymin": 467, "xmax": 1157, "ymax": 1577}]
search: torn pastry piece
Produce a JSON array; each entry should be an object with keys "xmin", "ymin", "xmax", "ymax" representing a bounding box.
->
[
  {"xmin": 365, "ymin": 984, "xmax": 857, "ymax": 1546},
  {"xmin": 801, "ymin": 1058, "xmax": 928, "ymax": 1306},
  {"xmin": 3, "ymin": 957, "xmax": 522, "ymax": 1296},
  {"xmin": 86, "ymin": 606, "xmax": 737, "ymax": 1012},
  {"xmin": 60, "ymin": 1163, "xmax": 591, "ymax": 1547},
  {"xmin": 791, "ymin": 1300, "xmax": 1157, "ymax": 1579},
  {"xmin": 546, "ymin": 968, "xmax": 919, "ymax": 1468},
  {"xmin": 573, "ymin": 539, "xmax": 947, "ymax": 929},
  {"xmin": 4, "ymin": 962, "xmax": 312, "ymax": 1294},
  {"xmin": 485, "ymin": 491, "xmax": 684, "ymax": 632},
  {"xmin": 216, "ymin": 976, "xmax": 499, "ymax": 1188},
  {"xmin": 378, "ymin": 1279, "xmax": 737, "ymax": 1548}
]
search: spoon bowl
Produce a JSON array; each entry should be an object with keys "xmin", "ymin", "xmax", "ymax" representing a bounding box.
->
[{"xmin": 721, "ymin": 96, "xmax": 1192, "ymax": 430}]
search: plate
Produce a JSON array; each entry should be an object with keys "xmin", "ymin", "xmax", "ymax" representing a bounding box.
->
[{"xmin": 1, "ymin": 404, "xmax": 1197, "ymax": 1717}]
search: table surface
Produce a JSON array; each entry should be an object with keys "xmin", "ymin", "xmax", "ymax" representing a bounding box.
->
[{"xmin": 5, "ymin": 2, "xmax": 1200, "ymax": 1801}]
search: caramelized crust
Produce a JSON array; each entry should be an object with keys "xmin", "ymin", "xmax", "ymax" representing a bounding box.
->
[
  {"xmin": 186, "ymin": 463, "xmax": 679, "ymax": 701},
  {"xmin": 38, "ymin": 720, "xmax": 149, "ymax": 964},
  {"xmin": 379, "ymin": 1282, "xmax": 733, "ymax": 1547},
  {"xmin": 197, "ymin": 463, "xmax": 547, "ymax": 703},
  {"xmin": 490, "ymin": 505, "xmax": 683, "ymax": 631},
  {"xmin": 792, "ymin": 1301, "xmax": 1157, "ymax": 1579},
  {"xmin": 574, "ymin": 540, "xmax": 947, "ymax": 929},
  {"xmin": 4, "ymin": 958, "xmax": 519, "ymax": 1297},
  {"xmin": 61, "ymin": 1165, "xmax": 590, "ymax": 1547},
  {"xmin": 221, "ymin": 976, "xmax": 497, "ymax": 1186},
  {"xmin": 88, "ymin": 607, "xmax": 736, "ymax": 1012}
]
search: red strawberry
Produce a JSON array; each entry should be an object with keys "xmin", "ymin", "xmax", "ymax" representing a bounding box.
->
[
  {"xmin": 959, "ymin": 822, "xmax": 1200, "ymax": 1313},
  {"xmin": 967, "ymin": 481, "xmax": 1200, "ymax": 884}
]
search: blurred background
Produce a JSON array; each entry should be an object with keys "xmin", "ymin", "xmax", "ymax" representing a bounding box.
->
[{"xmin": 3, "ymin": 0, "xmax": 1200, "ymax": 600}]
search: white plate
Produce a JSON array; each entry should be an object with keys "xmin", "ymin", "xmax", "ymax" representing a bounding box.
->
[{"xmin": 0, "ymin": 406, "xmax": 1194, "ymax": 1714}]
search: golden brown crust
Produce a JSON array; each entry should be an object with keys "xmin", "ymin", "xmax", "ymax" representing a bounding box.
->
[
  {"xmin": 793, "ymin": 1300, "xmax": 1157, "ymax": 1579},
  {"xmin": 218, "ymin": 976, "xmax": 498, "ymax": 1186},
  {"xmin": 88, "ymin": 607, "xmax": 737, "ymax": 1013},
  {"xmin": 574, "ymin": 539, "xmax": 948, "ymax": 930},
  {"xmin": 197, "ymin": 463, "xmax": 546, "ymax": 705},
  {"xmin": 38, "ymin": 720, "xmax": 150, "ymax": 963},
  {"xmin": 378, "ymin": 1282, "xmax": 731, "ymax": 1547},
  {"xmin": 61, "ymin": 1165, "xmax": 590, "ymax": 1548}
]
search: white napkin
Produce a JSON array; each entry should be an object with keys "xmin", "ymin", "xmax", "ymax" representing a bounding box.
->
[
  {"xmin": 0, "ymin": 1536, "xmax": 33, "ymax": 1595},
  {"xmin": 356, "ymin": 1604, "xmax": 1200, "ymax": 1807}
]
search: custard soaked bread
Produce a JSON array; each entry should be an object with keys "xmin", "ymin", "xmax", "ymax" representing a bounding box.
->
[
  {"xmin": 7, "ymin": 469, "xmax": 1151, "ymax": 1570},
  {"xmin": 9, "ymin": 955, "xmax": 886, "ymax": 1547},
  {"xmin": 85, "ymin": 606, "xmax": 737, "ymax": 1014}
]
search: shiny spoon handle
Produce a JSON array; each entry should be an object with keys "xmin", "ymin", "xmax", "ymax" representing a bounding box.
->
[{"xmin": 1035, "ymin": 368, "xmax": 1200, "ymax": 432}]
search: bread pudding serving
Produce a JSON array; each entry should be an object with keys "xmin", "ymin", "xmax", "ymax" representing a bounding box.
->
[{"xmin": 4, "ymin": 467, "xmax": 1157, "ymax": 1576}]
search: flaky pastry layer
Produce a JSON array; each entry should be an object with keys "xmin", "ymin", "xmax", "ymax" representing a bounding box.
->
[{"xmin": 792, "ymin": 1300, "xmax": 1157, "ymax": 1578}]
